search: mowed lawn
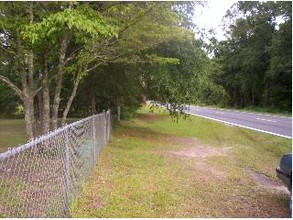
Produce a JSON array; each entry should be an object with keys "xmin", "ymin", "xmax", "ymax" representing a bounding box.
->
[
  {"xmin": 0, "ymin": 119, "xmax": 27, "ymax": 153},
  {"xmin": 72, "ymin": 106, "xmax": 292, "ymax": 218},
  {"xmin": 0, "ymin": 118, "xmax": 80, "ymax": 153}
]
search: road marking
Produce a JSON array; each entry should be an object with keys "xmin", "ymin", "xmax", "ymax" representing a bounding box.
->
[
  {"xmin": 215, "ymin": 111, "xmax": 224, "ymax": 115},
  {"xmin": 188, "ymin": 105, "xmax": 292, "ymax": 119},
  {"xmin": 156, "ymin": 103, "xmax": 292, "ymax": 139},
  {"xmin": 256, "ymin": 118, "xmax": 276, "ymax": 123},
  {"xmin": 186, "ymin": 111, "xmax": 292, "ymax": 139}
]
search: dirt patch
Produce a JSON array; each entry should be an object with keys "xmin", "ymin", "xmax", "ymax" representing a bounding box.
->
[
  {"xmin": 161, "ymin": 136, "xmax": 231, "ymax": 158},
  {"xmin": 165, "ymin": 136, "xmax": 201, "ymax": 148},
  {"xmin": 86, "ymin": 197, "xmax": 104, "ymax": 210},
  {"xmin": 167, "ymin": 146, "xmax": 231, "ymax": 158},
  {"xmin": 194, "ymin": 161, "xmax": 227, "ymax": 180},
  {"xmin": 246, "ymin": 169, "xmax": 290, "ymax": 195},
  {"xmin": 137, "ymin": 113, "xmax": 166, "ymax": 122},
  {"xmin": 161, "ymin": 136, "xmax": 229, "ymax": 180}
]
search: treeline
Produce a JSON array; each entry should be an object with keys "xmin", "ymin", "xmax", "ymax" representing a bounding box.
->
[
  {"xmin": 212, "ymin": 1, "xmax": 292, "ymax": 112},
  {"xmin": 0, "ymin": 2, "xmax": 291, "ymax": 139},
  {"xmin": 0, "ymin": 1, "xmax": 223, "ymax": 138}
]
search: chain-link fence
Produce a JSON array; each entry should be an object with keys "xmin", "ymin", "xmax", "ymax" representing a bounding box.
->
[{"xmin": 0, "ymin": 111, "xmax": 111, "ymax": 217}]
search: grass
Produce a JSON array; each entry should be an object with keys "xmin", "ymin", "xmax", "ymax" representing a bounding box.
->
[
  {"xmin": 0, "ymin": 118, "xmax": 80, "ymax": 153},
  {"xmin": 71, "ymin": 106, "xmax": 292, "ymax": 217},
  {"xmin": 0, "ymin": 119, "xmax": 27, "ymax": 153}
]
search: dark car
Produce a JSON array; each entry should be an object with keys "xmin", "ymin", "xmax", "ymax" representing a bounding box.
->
[{"xmin": 276, "ymin": 153, "xmax": 292, "ymax": 210}]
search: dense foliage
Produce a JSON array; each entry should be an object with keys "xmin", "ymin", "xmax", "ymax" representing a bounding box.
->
[
  {"xmin": 0, "ymin": 1, "xmax": 291, "ymax": 139},
  {"xmin": 213, "ymin": 1, "xmax": 292, "ymax": 111},
  {"xmin": 0, "ymin": 1, "xmax": 220, "ymax": 137}
]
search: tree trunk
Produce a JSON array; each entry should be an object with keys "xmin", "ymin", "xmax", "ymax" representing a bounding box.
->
[
  {"xmin": 141, "ymin": 80, "xmax": 147, "ymax": 104},
  {"xmin": 27, "ymin": 51, "xmax": 36, "ymax": 136},
  {"xmin": 42, "ymin": 58, "xmax": 50, "ymax": 134},
  {"xmin": 52, "ymin": 36, "xmax": 69, "ymax": 129},
  {"xmin": 139, "ymin": 75, "xmax": 147, "ymax": 104},
  {"xmin": 37, "ymin": 91, "xmax": 43, "ymax": 127},
  {"xmin": 61, "ymin": 76, "xmax": 82, "ymax": 126},
  {"xmin": 17, "ymin": 33, "xmax": 35, "ymax": 139},
  {"xmin": 23, "ymin": 92, "xmax": 35, "ymax": 140},
  {"xmin": 0, "ymin": 2, "xmax": 40, "ymax": 140},
  {"xmin": 61, "ymin": 62, "xmax": 88, "ymax": 126},
  {"xmin": 22, "ymin": 2, "xmax": 36, "ymax": 139}
]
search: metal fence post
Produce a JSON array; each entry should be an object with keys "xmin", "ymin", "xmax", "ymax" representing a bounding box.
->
[
  {"xmin": 106, "ymin": 111, "xmax": 110, "ymax": 142},
  {"xmin": 92, "ymin": 115, "xmax": 97, "ymax": 165},
  {"xmin": 64, "ymin": 129, "xmax": 71, "ymax": 217},
  {"xmin": 108, "ymin": 110, "xmax": 111, "ymax": 141},
  {"xmin": 103, "ymin": 110, "xmax": 107, "ymax": 147},
  {"xmin": 105, "ymin": 112, "xmax": 108, "ymax": 143}
]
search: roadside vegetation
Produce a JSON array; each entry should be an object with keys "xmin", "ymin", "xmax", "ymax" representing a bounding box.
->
[
  {"xmin": 211, "ymin": 2, "xmax": 292, "ymax": 112},
  {"xmin": 71, "ymin": 106, "xmax": 291, "ymax": 217},
  {"xmin": 0, "ymin": 1, "xmax": 291, "ymax": 218},
  {"xmin": 1, "ymin": 2, "xmax": 290, "ymax": 142}
]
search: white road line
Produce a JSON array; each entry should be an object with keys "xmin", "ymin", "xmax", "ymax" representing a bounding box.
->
[
  {"xmin": 189, "ymin": 105, "xmax": 292, "ymax": 119},
  {"xmin": 186, "ymin": 111, "xmax": 292, "ymax": 139},
  {"xmin": 256, "ymin": 118, "xmax": 277, "ymax": 123},
  {"xmin": 155, "ymin": 103, "xmax": 291, "ymax": 139},
  {"xmin": 215, "ymin": 111, "xmax": 224, "ymax": 115}
]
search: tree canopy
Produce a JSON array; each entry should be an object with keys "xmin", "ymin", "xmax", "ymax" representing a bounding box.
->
[
  {"xmin": 0, "ymin": 1, "xmax": 216, "ymax": 138},
  {"xmin": 0, "ymin": 1, "xmax": 291, "ymax": 139},
  {"xmin": 213, "ymin": 1, "xmax": 292, "ymax": 111}
]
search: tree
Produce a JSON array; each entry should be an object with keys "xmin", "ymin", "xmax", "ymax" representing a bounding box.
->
[
  {"xmin": 0, "ymin": 2, "xmax": 41, "ymax": 138},
  {"xmin": 213, "ymin": 1, "xmax": 291, "ymax": 111},
  {"xmin": 144, "ymin": 34, "xmax": 227, "ymax": 113},
  {"xmin": 0, "ymin": 1, "xmax": 198, "ymax": 138},
  {"xmin": 265, "ymin": 1, "xmax": 292, "ymax": 110}
]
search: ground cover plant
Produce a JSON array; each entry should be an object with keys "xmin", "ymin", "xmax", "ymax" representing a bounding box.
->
[{"xmin": 72, "ymin": 106, "xmax": 291, "ymax": 217}]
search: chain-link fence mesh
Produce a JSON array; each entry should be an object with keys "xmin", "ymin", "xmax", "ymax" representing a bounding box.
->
[{"xmin": 0, "ymin": 111, "xmax": 111, "ymax": 217}]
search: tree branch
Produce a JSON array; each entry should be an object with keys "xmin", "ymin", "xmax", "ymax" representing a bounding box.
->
[
  {"xmin": 34, "ymin": 87, "xmax": 42, "ymax": 97},
  {"xmin": 86, "ymin": 62, "xmax": 103, "ymax": 73},
  {"xmin": 0, "ymin": 46, "xmax": 16, "ymax": 56},
  {"xmin": 61, "ymin": 64, "xmax": 88, "ymax": 125},
  {"xmin": 107, "ymin": 4, "xmax": 157, "ymax": 44},
  {"xmin": 64, "ymin": 45, "xmax": 84, "ymax": 65},
  {"xmin": 0, "ymin": 74, "xmax": 23, "ymax": 99}
]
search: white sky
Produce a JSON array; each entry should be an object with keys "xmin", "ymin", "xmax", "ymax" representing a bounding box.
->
[{"xmin": 193, "ymin": 0, "xmax": 238, "ymax": 41}]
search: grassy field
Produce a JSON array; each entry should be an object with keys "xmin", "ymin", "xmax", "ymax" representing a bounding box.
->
[
  {"xmin": 71, "ymin": 106, "xmax": 292, "ymax": 218},
  {"xmin": 0, "ymin": 119, "xmax": 27, "ymax": 153},
  {"xmin": 0, "ymin": 118, "xmax": 80, "ymax": 153}
]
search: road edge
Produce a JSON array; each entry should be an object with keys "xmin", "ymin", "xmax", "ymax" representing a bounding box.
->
[{"xmin": 186, "ymin": 111, "xmax": 292, "ymax": 140}]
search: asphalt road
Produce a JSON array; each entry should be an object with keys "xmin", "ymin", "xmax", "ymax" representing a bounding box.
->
[{"xmin": 185, "ymin": 105, "xmax": 292, "ymax": 139}]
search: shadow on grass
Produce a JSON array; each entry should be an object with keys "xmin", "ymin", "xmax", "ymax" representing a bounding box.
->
[{"xmin": 118, "ymin": 124, "xmax": 171, "ymax": 139}]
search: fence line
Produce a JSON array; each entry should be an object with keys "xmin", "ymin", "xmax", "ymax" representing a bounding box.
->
[{"xmin": 0, "ymin": 111, "xmax": 111, "ymax": 217}]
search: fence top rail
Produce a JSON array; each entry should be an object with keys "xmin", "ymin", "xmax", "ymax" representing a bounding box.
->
[{"xmin": 0, "ymin": 111, "xmax": 110, "ymax": 161}]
